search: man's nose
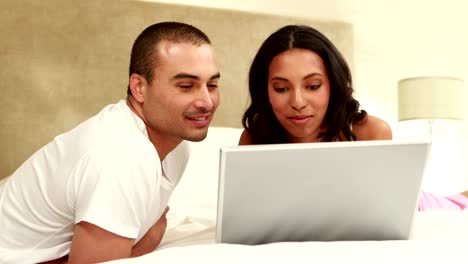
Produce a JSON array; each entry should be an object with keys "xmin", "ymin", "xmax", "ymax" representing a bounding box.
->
[{"xmin": 194, "ymin": 86, "xmax": 215, "ymax": 110}]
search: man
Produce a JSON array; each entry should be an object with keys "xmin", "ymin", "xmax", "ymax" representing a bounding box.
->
[{"xmin": 0, "ymin": 21, "xmax": 220, "ymax": 263}]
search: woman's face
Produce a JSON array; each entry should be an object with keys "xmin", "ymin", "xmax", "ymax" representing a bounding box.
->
[{"xmin": 268, "ymin": 48, "xmax": 330, "ymax": 143}]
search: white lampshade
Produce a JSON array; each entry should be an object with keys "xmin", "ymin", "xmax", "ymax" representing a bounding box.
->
[{"xmin": 398, "ymin": 76, "xmax": 464, "ymax": 121}]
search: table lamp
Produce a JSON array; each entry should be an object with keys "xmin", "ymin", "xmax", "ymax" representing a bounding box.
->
[{"xmin": 398, "ymin": 76, "xmax": 464, "ymax": 138}]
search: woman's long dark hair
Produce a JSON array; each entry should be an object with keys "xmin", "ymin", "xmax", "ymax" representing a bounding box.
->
[{"xmin": 242, "ymin": 25, "xmax": 366, "ymax": 144}]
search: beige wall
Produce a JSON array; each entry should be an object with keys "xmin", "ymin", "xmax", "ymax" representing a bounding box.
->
[
  {"xmin": 148, "ymin": 0, "xmax": 468, "ymax": 122},
  {"xmin": 0, "ymin": 0, "xmax": 352, "ymax": 179},
  {"xmin": 147, "ymin": 0, "xmax": 468, "ymax": 193}
]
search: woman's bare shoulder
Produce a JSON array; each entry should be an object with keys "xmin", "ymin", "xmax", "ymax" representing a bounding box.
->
[
  {"xmin": 238, "ymin": 129, "xmax": 253, "ymax": 145},
  {"xmin": 353, "ymin": 115, "xmax": 392, "ymax": 140}
]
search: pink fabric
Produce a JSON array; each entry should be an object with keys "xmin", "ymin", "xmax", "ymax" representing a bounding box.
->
[{"xmin": 418, "ymin": 192, "xmax": 468, "ymax": 211}]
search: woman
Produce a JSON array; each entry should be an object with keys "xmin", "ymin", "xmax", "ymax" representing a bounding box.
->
[{"xmin": 240, "ymin": 24, "xmax": 467, "ymax": 210}]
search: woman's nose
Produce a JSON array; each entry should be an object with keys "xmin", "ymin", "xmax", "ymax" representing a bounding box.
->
[{"xmin": 290, "ymin": 89, "xmax": 306, "ymax": 111}]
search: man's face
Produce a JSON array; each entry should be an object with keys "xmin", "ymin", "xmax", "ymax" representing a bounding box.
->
[{"xmin": 141, "ymin": 41, "xmax": 220, "ymax": 143}]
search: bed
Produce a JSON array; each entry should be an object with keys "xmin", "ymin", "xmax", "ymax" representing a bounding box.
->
[
  {"xmin": 2, "ymin": 1, "xmax": 467, "ymax": 262},
  {"xmin": 100, "ymin": 127, "xmax": 468, "ymax": 263}
]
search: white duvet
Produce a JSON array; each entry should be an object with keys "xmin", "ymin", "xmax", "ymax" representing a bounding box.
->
[
  {"xmin": 103, "ymin": 127, "xmax": 468, "ymax": 263},
  {"xmin": 104, "ymin": 209, "xmax": 468, "ymax": 263}
]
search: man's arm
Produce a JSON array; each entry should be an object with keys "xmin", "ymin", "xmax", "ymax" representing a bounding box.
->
[
  {"xmin": 67, "ymin": 207, "xmax": 169, "ymax": 263},
  {"xmin": 67, "ymin": 221, "xmax": 134, "ymax": 264},
  {"xmin": 131, "ymin": 207, "xmax": 169, "ymax": 257}
]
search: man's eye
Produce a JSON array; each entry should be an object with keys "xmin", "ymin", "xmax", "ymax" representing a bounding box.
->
[
  {"xmin": 179, "ymin": 85, "xmax": 193, "ymax": 89},
  {"xmin": 208, "ymin": 83, "xmax": 218, "ymax": 89}
]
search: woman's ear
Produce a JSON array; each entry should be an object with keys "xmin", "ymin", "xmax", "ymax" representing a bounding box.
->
[{"xmin": 129, "ymin": 73, "xmax": 146, "ymax": 103}]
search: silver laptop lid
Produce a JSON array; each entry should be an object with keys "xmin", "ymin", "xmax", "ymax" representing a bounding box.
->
[{"xmin": 216, "ymin": 140, "xmax": 430, "ymax": 244}]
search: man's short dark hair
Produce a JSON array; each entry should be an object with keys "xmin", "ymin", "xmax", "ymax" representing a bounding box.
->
[{"xmin": 127, "ymin": 22, "xmax": 211, "ymax": 95}]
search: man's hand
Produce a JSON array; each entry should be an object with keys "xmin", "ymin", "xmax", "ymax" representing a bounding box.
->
[
  {"xmin": 461, "ymin": 190, "xmax": 468, "ymax": 198},
  {"xmin": 131, "ymin": 206, "xmax": 170, "ymax": 257}
]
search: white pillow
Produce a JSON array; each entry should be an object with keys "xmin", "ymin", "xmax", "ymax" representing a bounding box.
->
[{"xmin": 168, "ymin": 127, "xmax": 243, "ymax": 211}]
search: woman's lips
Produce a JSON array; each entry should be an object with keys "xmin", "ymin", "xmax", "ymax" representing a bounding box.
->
[{"xmin": 288, "ymin": 115, "xmax": 312, "ymax": 125}]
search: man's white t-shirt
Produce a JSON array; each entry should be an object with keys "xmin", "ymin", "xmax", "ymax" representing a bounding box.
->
[{"xmin": 0, "ymin": 100, "xmax": 189, "ymax": 263}]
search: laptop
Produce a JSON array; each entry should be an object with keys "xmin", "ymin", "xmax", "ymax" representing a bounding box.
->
[{"xmin": 215, "ymin": 140, "xmax": 430, "ymax": 245}]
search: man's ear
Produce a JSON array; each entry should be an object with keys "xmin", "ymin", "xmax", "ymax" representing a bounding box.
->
[{"xmin": 129, "ymin": 73, "xmax": 146, "ymax": 103}]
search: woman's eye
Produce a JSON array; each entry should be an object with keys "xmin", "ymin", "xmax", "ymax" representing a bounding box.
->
[
  {"xmin": 273, "ymin": 87, "xmax": 287, "ymax": 93},
  {"xmin": 307, "ymin": 84, "xmax": 321, "ymax": 90}
]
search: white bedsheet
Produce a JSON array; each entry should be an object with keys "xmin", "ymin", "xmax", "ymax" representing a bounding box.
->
[
  {"xmin": 100, "ymin": 127, "xmax": 468, "ymax": 263},
  {"xmin": 104, "ymin": 209, "xmax": 468, "ymax": 263}
]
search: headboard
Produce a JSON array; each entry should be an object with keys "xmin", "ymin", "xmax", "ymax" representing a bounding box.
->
[{"xmin": 0, "ymin": 0, "xmax": 353, "ymax": 179}]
